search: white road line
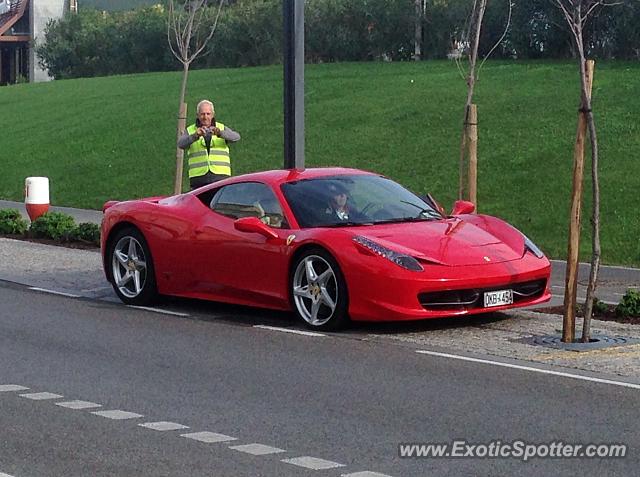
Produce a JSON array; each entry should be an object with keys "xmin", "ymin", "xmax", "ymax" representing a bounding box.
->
[
  {"xmin": 342, "ymin": 472, "xmax": 394, "ymax": 477},
  {"xmin": 281, "ymin": 456, "xmax": 345, "ymax": 470},
  {"xmin": 0, "ymin": 472, "xmax": 15, "ymax": 477},
  {"xmin": 229, "ymin": 443, "xmax": 286, "ymax": 455},
  {"xmin": 80, "ymin": 286, "xmax": 112, "ymax": 293},
  {"xmin": 139, "ymin": 421, "xmax": 189, "ymax": 431},
  {"xmin": 181, "ymin": 431, "xmax": 237, "ymax": 443},
  {"xmin": 416, "ymin": 350, "xmax": 640, "ymax": 390},
  {"xmin": 56, "ymin": 400, "xmax": 102, "ymax": 410},
  {"xmin": 91, "ymin": 410, "xmax": 143, "ymax": 420},
  {"xmin": 254, "ymin": 325, "xmax": 326, "ymax": 337},
  {"xmin": 0, "ymin": 385, "xmax": 29, "ymax": 392},
  {"xmin": 29, "ymin": 287, "xmax": 80, "ymax": 298},
  {"xmin": 19, "ymin": 392, "xmax": 63, "ymax": 400},
  {"xmin": 127, "ymin": 305, "xmax": 189, "ymax": 317}
]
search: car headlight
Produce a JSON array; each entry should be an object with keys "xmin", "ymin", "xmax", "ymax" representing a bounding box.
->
[
  {"xmin": 353, "ymin": 236, "xmax": 423, "ymax": 271},
  {"xmin": 524, "ymin": 235, "xmax": 545, "ymax": 258}
]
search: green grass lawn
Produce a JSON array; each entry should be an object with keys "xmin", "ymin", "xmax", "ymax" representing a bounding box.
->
[{"xmin": 1, "ymin": 61, "xmax": 638, "ymax": 266}]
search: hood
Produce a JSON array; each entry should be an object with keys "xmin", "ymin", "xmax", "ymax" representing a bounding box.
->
[{"xmin": 358, "ymin": 218, "xmax": 524, "ymax": 266}]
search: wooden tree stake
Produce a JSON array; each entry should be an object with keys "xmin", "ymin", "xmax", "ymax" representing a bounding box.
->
[
  {"xmin": 468, "ymin": 104, "xmax": 478, "ymax": 206},
  {"xmin": 562, "ymin": 59, "xmax": 594, "ymax": 343},
  {"xmin": 174, "ymin": 102, "xmax": 187, "ymax": 195}
]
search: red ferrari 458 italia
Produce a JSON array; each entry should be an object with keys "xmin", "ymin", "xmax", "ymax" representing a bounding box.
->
[{"xmin": 101, "ymin": 167, "xmax": 551, "ymax": 330}]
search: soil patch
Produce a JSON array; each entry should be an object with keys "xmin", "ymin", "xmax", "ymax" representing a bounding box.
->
[{"xmin": 2, "ymin": 234, "xmax": 99, "ymax": 251}]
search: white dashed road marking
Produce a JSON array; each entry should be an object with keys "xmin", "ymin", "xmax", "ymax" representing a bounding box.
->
[
  {"xmin": 3, "ymin": 383, "xmax": 394, "ymax": 476},
  {"xmin": 128, "ymin": 305, "xmax": 190, "ymax": 317},
  {"xmin": 254, "ymin": 325, "xmax": 326, "ymax": 337},
  {"xmin": 281, "ymin": 456, "xmax": 345, "ymax": 470},
  {"xmin": 56, "ymin": 400, "xmax": 102, "ymax": 410},
  {"xmin": 91, "ymin": 410, "xmax": 143, "ymax": 420},
  {"xmin": 20, "ymin": 392, "xmax": 63, "ymax": 400},
  {"xmin": 0, "ymin": 384, "xmax": 29, "ymax": 392},
  {"xmin": 416, "ymin": 349, "xmax": 640, "ymax": 390},
  {"xmin": 342, "ymin": 472, "xmax": 394, "ymax": 477},
  {"xmin": 229, "ymin": 443, "xmax": 286, "ymax": 455},
  {"xmin": 139, "ymin": 421, "xmax": 189, "ymax": 431},
  {"xmin": 29, "ymin": 287, "xmax": 80, "ymax": 298},
  {"xmin": 181, "ymin": 431, "xmax": 238, "ymax": 443}
]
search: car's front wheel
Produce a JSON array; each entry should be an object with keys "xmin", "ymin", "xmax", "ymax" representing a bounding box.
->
[
  {"xmin": 291, "ymin": 249, "xmax": 349, "ymax": 330},
  {"xmin": 107, "ymin": 227, "xmax": 157, "ymax": 305}
]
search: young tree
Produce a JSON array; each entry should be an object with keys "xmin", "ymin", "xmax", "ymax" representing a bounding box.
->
[
  {"xmin": 456, "ymin": 0, "xmax": 512, "ymax": 204},
  {"xmin": 168, "ymin": 0, "xmax": 225, "ymax": 195},
  {"xmin": 553, "ymin": 0, "xmax": 621, "ymax": 343}
]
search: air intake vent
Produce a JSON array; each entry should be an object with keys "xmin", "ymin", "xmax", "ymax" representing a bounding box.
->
[{"xmin": 419, "ymin": 279, "xmax": 546, "ymax": 311}]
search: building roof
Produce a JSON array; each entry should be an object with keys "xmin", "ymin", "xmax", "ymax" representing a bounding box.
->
[{"xmin": 0, "ymin": 0, "xmax": 29, "ymax": 37}]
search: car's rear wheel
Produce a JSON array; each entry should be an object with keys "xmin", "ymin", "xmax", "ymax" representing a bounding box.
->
[
  {"xmin": 108, "ymin": 227, "xmax": 157, "ymax": 305},
  {"xmin": 291, "ymin": 249, "xmax": 349, "ymax": 330}
]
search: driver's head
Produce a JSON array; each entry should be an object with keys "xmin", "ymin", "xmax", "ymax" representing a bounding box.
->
[{"xmin": 327, "ymin": 182, "xmax": 348, "ymax": 208}]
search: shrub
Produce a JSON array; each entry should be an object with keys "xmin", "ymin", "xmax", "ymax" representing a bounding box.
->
[
  {"xmin": 593, "ymin": 297, "xmax": 609, "ymax": 315},
  {"xmin": 70, "ymin": 222, "xmax": 101, "ymax": 246},
  {"xmin": 0, "ymin": 209, "xmax": 29, "ymax": 235},
  {"xmin": 29, "ymin": 212, "xmax": 76, "ymax": 241},
  {"xmin": 615, "ymin": 289, "xmax": 640, "ymax": 318}
]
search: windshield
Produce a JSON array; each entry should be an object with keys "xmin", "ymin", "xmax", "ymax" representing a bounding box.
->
[{"xmin": 281, "ymin": 174, "xmax": 443, "ymax": 228}]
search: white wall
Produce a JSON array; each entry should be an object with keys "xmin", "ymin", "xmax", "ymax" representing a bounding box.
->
[{"xmin": 30, "ymin": 0, "xmax": 66, "ymax": 82}]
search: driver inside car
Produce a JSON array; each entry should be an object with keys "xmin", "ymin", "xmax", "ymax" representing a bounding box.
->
[{"xmin": 323, "ymin": 182, "xmax": 365, "ymax": 222}]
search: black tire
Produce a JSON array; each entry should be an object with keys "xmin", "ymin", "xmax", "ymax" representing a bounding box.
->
[
  {"xmin": 290, "ymin": 248, "xmax": 349, "ymax": 331},
  {"xmin": 107, "ymin": 226, "xmax": 158, "ymax": 305}
]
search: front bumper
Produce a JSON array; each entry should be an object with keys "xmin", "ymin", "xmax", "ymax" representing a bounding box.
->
[{"xmin": 345, "ymin": 254, "xmax": 551, "ymax": 322}]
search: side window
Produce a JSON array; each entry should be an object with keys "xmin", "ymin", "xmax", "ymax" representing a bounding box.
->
[{"xmin": 210, "ymin": 182, "xmax": 287, "ymax": 228}]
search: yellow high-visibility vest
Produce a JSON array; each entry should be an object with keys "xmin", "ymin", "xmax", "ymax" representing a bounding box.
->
[{"xmin": 185, "ymin": 123, "xmax": 231, "ymax": 178}]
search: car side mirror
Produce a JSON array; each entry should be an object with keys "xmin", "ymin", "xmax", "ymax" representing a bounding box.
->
[
  {"xmin": 234, "ymin": 217, "xmax": 279, "ymax": 239},
  {"xmin": 451, "ymin": 200, "xmax": 475, "ymax": 215}
]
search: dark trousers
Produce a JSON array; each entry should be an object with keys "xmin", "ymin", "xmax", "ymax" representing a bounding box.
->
[{"xmin": 190, "ymin": 172, "xmax": 229, "ymax": 191}]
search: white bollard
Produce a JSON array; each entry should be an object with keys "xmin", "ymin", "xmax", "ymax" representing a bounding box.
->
[{"xmin": 25, "ymin": 176, "xmax": 50, "ymax": 221}]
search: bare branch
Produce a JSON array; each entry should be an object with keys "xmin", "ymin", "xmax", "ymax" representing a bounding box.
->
[
  {"xmin": 581, "ymin": 0, "xmax": 623, "ymax": 23},
  {"xmin": 167, "ymin": 1, "xmax": 185, "ymax": 62},
  {"xmin": 553, "ymin": 0, "xmax": 578, "ymax": 29},
  {"xmin": 191, "ymin": 0, "xmax": 225, "ymax": 60},
  {"xmin": 478, "ymin": 0, "xmax": 513, "ymax": 76},
  {"xmin": 455, "ymin": 55, "xmax": 466, "ymax": 81}
]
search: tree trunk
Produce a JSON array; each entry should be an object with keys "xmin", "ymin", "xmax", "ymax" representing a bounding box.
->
[
  {"xmin": 582, "ymin": 104, "xmax": 601, "ymax": 342},
  {"xmin": 174, "ymin": 63, "xmax": 190, "ymax": 195},
  {"xmin": 414, "ymin": 0, "xmax": 423, "ymax": 61},
  {"xmin": 458, "ymin": 0, "xmax": 486, "ymax": 200}
]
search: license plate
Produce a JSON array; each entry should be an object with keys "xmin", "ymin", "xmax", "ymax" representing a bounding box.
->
[{"xmin": 484, "ymin": 289, "xmax": 513, "ymax": 308}]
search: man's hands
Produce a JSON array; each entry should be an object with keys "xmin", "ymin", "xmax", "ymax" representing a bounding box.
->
[{"xmin": 196, "ymin": 126, "xmax": 221, "ymax": 137}]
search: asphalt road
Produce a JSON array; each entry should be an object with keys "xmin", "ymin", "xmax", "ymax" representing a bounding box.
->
[{"xmin": 0, "ymin": 282, "xmax": 637, "ymax": 477}]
